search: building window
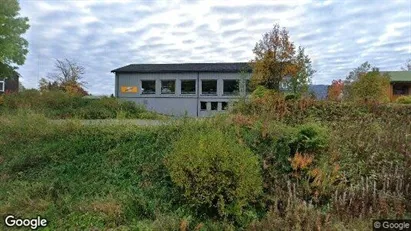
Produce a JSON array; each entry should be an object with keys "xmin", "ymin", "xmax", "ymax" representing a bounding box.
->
[
  {"xmin": 211, "ymin": 102, "xmax": 218, "ymax": 110},
  {"xmin": 201, "ymin": 80, "xmax": 217, "ymax": 95},
  {"xmin": 161, "ymin": 80, "xmax": 175, "ymax": 94},
  {"xmin": 200, "ymin": 101, "xmax": 207, "ymax": 111},
  {"xmin": 223, "ymin": 80, "xmax": 239, "ymax": 95},
  {"xmin": 0, "ymin": 80, "xmax": 4, "ymax": 92},
  {"xmin": 393, "ymin": 84, "xmax": 408, "ymax": 95},
  {"xmin": 222, "ymin": 102, "xmax": 228, "ymax": 110},
  {"xmin": 141, "ymin": 80, "xmax": 156, "ymax": 94},
  {"xmin": 181, "ymin": 80, "xmax": 196, "ymax": 94}
]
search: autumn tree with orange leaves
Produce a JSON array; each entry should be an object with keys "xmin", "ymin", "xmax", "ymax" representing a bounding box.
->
[
  {"xmin": 250, "ymin": 24, "xmax": 314, "ymax": 95},
  {"xmin": 39, "ymin": 59, "xmax": 88, "ymax": 96},
  {"xmin": 327, "ymin": 79, "xmax": 344, "ymax": 101}
]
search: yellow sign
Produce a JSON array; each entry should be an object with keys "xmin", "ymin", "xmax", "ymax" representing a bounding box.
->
[{"xmin": 121, "ymin": 86, "xmax": 138, "ymax": 93}]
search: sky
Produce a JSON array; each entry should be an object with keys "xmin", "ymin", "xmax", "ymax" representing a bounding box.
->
[{"xmin": 18, "ymin": 0, "xmax": 411, "ymax": 95}]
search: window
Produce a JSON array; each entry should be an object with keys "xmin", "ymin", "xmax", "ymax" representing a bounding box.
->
[
  {"xmin": 200, "ymin": 101, "xmax": 207, "ymax": 111},
  {"xmin": 222, "ymin": 102, "xmax": 228, "ymax": 110},
  {"xmin": 181, "ymin": 80, "xmax": 196, "ymax": 94},
  {"xmin": 280, "ymin": 81, "xmax": 288, "ymax": 90},
  {"xmin": 201, "ymin": 80, "xmax": 217, "ymax": 95},
  {"xmin": 393, "ymin": 84, "xmax": 409, "ymax": 95},
  {"xmin": 141, "ymin": 80, "xmax": 156, "ymax": 94},
  {"xmin": 211, "ymin": 102, "xmax": 218, "ymax": 110},
  {"xmin": 0, "ymin": 80, "xmax": 4, "ymax": 92},
  {"xmin": 223, "ymin": 80, "xmax": 239, "ymax": 95},
  {"xmin": 161, "ymin": 80, "xmax": 175, "ymax": 94}
]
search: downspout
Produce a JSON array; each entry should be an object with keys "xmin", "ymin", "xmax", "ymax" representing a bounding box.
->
[
  {"xmin": 196, "ymin": 72, "xmax": 199, "ymax": 117},
  {"xmin": 114, "ymin": 72, "xmax": 119, "ymax": 97}
]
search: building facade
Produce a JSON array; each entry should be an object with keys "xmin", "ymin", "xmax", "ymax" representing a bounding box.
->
[
  {"xmin": 386, "ymin": 71, "xmax": 411, "ymax": 101},
  {"xmin": 0, "ymin": 76, "xmax": 19, "ymax": 95},
  {"xmin": 111, "ymin": 63, "xmax": 252, "ymax": 117}
]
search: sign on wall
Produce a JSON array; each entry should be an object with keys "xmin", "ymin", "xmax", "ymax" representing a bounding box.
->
[{"xmin": 121, "ymin": 86, "xmax": 138, "ymax": 93}]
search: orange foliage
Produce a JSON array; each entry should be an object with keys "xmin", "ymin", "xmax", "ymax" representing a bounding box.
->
[
  {"xmin": 62, "ymin": 82, "xmax": 88, "ymax": 96},
  {"xmin": 291, "ymin": 152, "xmax": 313, "ymax": 171},
  {"xmin": 327, "ymin": 79, "xmax": 344, "ymax": 101}
]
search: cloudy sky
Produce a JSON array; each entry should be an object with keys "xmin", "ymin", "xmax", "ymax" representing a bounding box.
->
[{"xmin": 18, "ymin": 0, "xmax": 411, "ymax": 95}]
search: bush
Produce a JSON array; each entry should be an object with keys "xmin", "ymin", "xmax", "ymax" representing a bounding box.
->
[
  {"xmin": 290, "ymin": 123, "xmax": 329, "ymax": 155},
  {"xmin": 251, "ymin": 85, "xmax": 270, "ymax": 99},
  {"xmin": 395, "ymin": 96, "xmax": 411, "ymax": 104},
  {"xmin": 165, "ymin": 127, "xmax": 262, "ymax": 220},
  {"xmin": 0, "ymin": 90, "xmax": 163, "ymax": 119}
]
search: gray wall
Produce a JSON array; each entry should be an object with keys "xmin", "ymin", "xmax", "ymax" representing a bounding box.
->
[{"xmin": 116, "ymin": 72, "xmax": 251, "ymax": 117}]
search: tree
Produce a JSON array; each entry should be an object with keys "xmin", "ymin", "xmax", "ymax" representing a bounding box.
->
[
  {"xmin": 343, "ymin": 62, "xmax": 377, "ymax": 100},
  {"xmin": 348, "ymin": 68, "xmax": 390, "ymax": 103},
  {"xmin": 345, "ymin": 61, "xmax": 374, "ymax": 83},
  {"xmin": 288, "ymin": 46, "xmax": 315, "ymax": 96},
  {"xmin": 40, "ymin": 59, "xmax": 88, "ymax": 96},
  {"xmin": 327, "ymin": 79, "xmax": 344, "ymax": 101},
  {"xmin": 250, "ymin": 24, "xmax": 314, "ymax": 95},
  {"xmin": 48, "ymin": 59, "xmax": 87, "ymax": 87},
  {"xmin": 0, "ymin": 0, "xmax": 29, "ymax": 78},
  {"xmin": 250, "ymin": 24, "xmax": 296, "ymax": 91},
  {"xmin": 401, "ymin": 59, "xmax": 411, "ymax": 71}
]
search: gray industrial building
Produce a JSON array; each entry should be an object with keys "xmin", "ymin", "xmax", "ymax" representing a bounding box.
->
[{"xmin": 111, "ymin": 63, "xmax": 252, "ymax": 117}]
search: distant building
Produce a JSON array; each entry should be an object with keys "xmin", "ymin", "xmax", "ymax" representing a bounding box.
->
[
  {"xmin": 385, "ymin": 71, "xmax": 411, "ymax": 101},
  {"xmin": 0, "ymin": 71, "xmax": 19, "ymax": 95},
  {"xmin": 111, "ymin": 63, "xmax": 252, "ymax": 117}
]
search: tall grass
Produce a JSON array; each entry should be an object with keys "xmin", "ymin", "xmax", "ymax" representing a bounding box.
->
[
  {"xmin": 0, "ymin": 90, "xmax": 164, "ymax": 119},
  {"xmin": 1, "ymin": 93, "xmax": 411, "ymax": 230}
]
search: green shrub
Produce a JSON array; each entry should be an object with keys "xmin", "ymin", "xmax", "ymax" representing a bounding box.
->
[
  {"xmin": 284, "ymin": 94, "xmax": 297, "ymax": 101},
  {"xmin": 165, "ymin": 127, "xmax": 262, "ymax": 220},
  {"xmin": 0, "ymin": 90, "xmax": 163, "ymax": 119},
  {"xmin": 251, "ymin": 85, "xmax": 270, "ymax": 99},
  {"xmin": 395, "ymin": 95, "xmax": 411, "ymax": 104},
  {"xmin": 75, "ymin": 104, "xmax": 115, "ymax": 119},
  {"xmin": 290, "ymin": 123, "xmax": 329, "ymax": 155}
]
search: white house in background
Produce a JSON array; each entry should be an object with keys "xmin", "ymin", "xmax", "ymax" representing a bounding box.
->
[{"xmin": 111, "ymin": 63, "xmax": 252, "ymax": 117}]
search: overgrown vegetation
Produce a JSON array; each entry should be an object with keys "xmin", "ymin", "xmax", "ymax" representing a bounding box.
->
[
  {"xmin": 0, "ymin": 90, "xmax": 164, "ymax": 119},
  {"xmin": 1, "ymin": 92, "xmax": 410, "ymax": 229}
]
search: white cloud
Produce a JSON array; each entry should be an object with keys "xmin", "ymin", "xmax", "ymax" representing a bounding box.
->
[{"xmin": 17, "ymin": 0, "xmax": 411, "ymax": 95}]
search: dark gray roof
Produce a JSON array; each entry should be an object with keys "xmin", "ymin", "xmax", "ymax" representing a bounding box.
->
[{"xmin": 111, "ymin": 62, "xmax": 252, "ymax": 73}]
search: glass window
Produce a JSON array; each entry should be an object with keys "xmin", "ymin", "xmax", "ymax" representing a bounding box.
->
[
  {"xmin": 222, "ymin": 102, "xmax": 228, "ymax": 110},
  {"xmin": 393, "ymin": 85, "xmax": 408, "ymax": 95},
  {"xmin": 0, "ymin": 81, "xmax": 4, "ymax": 92},
  {"xmin": 223, "ymin": 80, "xmax": 239, "ymax": 95},
  {"xmin": 200, "ymin": 101, "xmax": 207, "ymax": 111},
  {"xmin": 161, "ymin": 80, "xmax": 175, "ymax": 94},
  {"xmin": 181, "ymin": 80, "xmax": 196, "ymax": 94},
  {"xmin": 141, "ymin": 80, "xmax": 155, "ymax": 94},
  {"xmin": 201, "ymin": 80, "xmax": 217, "ymax": 95},
  {"xmin": 211, "ymin": 102, "xmax": 218, "ymax": 110}
]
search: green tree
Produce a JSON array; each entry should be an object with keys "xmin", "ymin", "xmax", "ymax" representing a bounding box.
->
[
  {"xmin": 343, "ymin": 62, "xmax": 374, "ymax": 100},
  {"xmin": 349, "ymin": 68, "xmax": 390, "ymax": 103},
  {"xmin": 0, "ymin": 0, "xmax": 29, "ymax": 78},
  {"xmin": 288, "ymin": 46, "xmax": 315, "ymax": 96},
  {"xmin": 345, "ymin": 62, "xmax": 373, "ymax": 83}
]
